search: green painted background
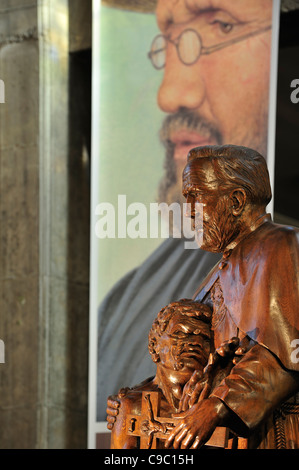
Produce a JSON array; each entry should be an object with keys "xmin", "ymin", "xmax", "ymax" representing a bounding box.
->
[{"xmin": 95, "ymin": 7, "xmax": 166, "ymax": 302}]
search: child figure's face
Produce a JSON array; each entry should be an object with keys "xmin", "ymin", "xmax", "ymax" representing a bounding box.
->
[{"xmin": 156, "ymin": 311, "xmax": 211, "ymax": 374}]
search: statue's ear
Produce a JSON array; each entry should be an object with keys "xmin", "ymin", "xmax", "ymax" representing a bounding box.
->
[
  {"xmin": 229, "ymin": 188, "xmax": 246, "ymax": 216},
  {"xmin": 148, "ymin": 338, "xmax": 160, "ymax": 363}
]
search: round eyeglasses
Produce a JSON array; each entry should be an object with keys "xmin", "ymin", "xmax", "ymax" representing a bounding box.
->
[{"xmin": 148, "ymin": 25, "xmax": 272, "ymax": 70}]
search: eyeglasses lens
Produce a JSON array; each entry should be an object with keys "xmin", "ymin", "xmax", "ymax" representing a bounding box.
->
[
  {"xmin": 150, "ymin": 35, "xmax": 166, "ymax": 69},
  {"xmin": 178, "ymin": 29, "xmax": 202, "ymax": 65}
]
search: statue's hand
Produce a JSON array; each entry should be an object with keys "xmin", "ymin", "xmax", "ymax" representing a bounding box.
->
[
  {"xmin": 178, "ymin": 337, "xmax": 246, "ymax": 412},
  {"xmin": 106, "ymin": 387, "xmax": 132, "ymax": 430},
  {"xmin": 106, "ymin": 395, "xmax": 120, "ymax": 430},
  {"xmin": 166, "ymin": 397, "xmax": 228, "ymax": 449},
  {"xmin": 178, "ymin": 370, "xmax": 210, "ymax": 412}
]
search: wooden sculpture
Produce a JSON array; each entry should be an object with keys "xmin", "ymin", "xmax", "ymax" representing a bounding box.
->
[
  {"xmin": 107, "ymin": 145, "xmax": 299, "ymax": 449},
  {"xmin": 107, "ymin": 299, "xmax": 244, "ymax": 449}
]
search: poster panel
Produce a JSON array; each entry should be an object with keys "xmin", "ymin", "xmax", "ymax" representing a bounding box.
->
[{"xmin": 88, "ymin": 0, "xmax": 280, "ymax": 449}]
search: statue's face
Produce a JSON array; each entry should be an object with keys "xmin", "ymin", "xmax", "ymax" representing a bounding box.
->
[
  {"xmin": 184, "ymin": 188, "xmax": 235, "ymax": 252},
  {"xmin": 183, "ymin": 160, "xmax": 237, "ymax": 252},
  {"xmin": 156, "ymin": 312, "xmax": 211, "ymax": 373}
]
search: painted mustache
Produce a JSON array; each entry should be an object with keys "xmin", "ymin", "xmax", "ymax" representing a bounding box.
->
[
  {"xmin": 159, "ymin": 108, "xmax": 222, "ymax": 152},
  {"xmin": 158, "ymin": 109, "xmax": 222, "ymax": 204}
]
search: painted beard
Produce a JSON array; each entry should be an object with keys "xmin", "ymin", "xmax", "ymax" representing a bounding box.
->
[{"xmin": 158, "ymin": 109, "xmax": 222, "ymax": 205}]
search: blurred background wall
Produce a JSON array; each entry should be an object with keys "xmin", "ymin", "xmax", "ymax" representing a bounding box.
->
[{"xmin": 0, "ymin": 0, "xmax": 91, "ymax": 448}]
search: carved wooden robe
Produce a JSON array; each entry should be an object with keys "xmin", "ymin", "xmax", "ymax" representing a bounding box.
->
[{"xmin": 194, "ymin": 215, "xmax": 299, "ymax": 448}]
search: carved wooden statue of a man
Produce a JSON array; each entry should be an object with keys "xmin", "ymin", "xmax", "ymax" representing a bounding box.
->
[
  {"xmin": 165, "ymin": 144, "xmax": 299, "ymax": 449},
  {"xmin": 107, "ymin": 144, "xmax": 299, "ymax": 449}
]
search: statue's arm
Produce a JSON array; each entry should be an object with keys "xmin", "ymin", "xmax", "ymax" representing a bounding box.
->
[
  {"xmin": 210, "ymin": 343, "xmax": 299, "ymax": 434},
  {"xmin": 106, "ymin": 377, "xmax": 155, "ymax": 430},
  {"xmin": 166, "ymin": 343, "xmax": 299, "ymax": 449},
  {"xmin": 109, "ymin": 395, "xmax": 139, "ymax": 449}
]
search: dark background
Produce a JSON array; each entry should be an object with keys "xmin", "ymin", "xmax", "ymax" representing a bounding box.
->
[{"xmin": 274, "ymin": 9, "xmax": 299, "ymax": 222}]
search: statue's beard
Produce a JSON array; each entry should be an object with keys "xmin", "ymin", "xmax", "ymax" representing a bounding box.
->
[{"xmin": 201, "ymin": 199, "xmax": 240, "ymax": 253}]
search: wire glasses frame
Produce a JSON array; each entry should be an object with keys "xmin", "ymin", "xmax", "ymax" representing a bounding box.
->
[{"xmin": 148, "ymin": 24, "xmax": 272, "ymax": 70}]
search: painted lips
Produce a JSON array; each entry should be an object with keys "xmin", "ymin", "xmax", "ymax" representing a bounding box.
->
[{"xmin": 171, "ymin": 130, "xmax": 213, "ymax": 163}]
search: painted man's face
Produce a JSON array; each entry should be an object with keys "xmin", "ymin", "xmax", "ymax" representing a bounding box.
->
[{"xmin": 154, "ymin": 0, "xmax": 272, "ymax": 205}]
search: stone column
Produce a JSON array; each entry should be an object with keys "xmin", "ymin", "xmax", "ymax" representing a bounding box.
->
[{"xmin": 0, "ymin": 0, "xmax": 91, "ymax": 448}]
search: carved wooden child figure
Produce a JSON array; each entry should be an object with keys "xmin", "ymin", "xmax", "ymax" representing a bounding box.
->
[
  {"xmin": 107, "ymin": 299, "xmax": 214, "ymax": 449},
  {"xmin": 107, "ymin": 298, "xmax": 243, "ymax": 449}
]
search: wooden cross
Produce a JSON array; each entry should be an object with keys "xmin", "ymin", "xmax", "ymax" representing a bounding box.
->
[{"xmin": 126, "ymin": 391, "xmax": 229, "ymax": 449}]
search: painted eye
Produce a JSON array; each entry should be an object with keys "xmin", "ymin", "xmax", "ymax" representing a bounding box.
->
[
  {"xmin": 219, "ymin": 22, "xmax": 233, "ymax": 33},
  {"xmin": 212, "ymin": 20, "xmax": 234, "ymax": 34}
]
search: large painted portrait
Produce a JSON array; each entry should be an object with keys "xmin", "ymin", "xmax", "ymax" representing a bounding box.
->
[{"xmin": 89, "ymin": 0, "xmax": 282, "ymax": 448}]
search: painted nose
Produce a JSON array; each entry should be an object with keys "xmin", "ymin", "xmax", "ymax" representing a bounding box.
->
[{"xmin": 157, "ymin": 45, "xmax": 206, "ymax": 113}]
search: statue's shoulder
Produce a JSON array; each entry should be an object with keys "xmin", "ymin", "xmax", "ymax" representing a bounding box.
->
[
  {"xmin": 116, "ymin": 377, "xmax": 156, "ymax": 402},
  {"xmin": 262, "ymin": 221, "xmax": 299, "ymax": 249}
]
